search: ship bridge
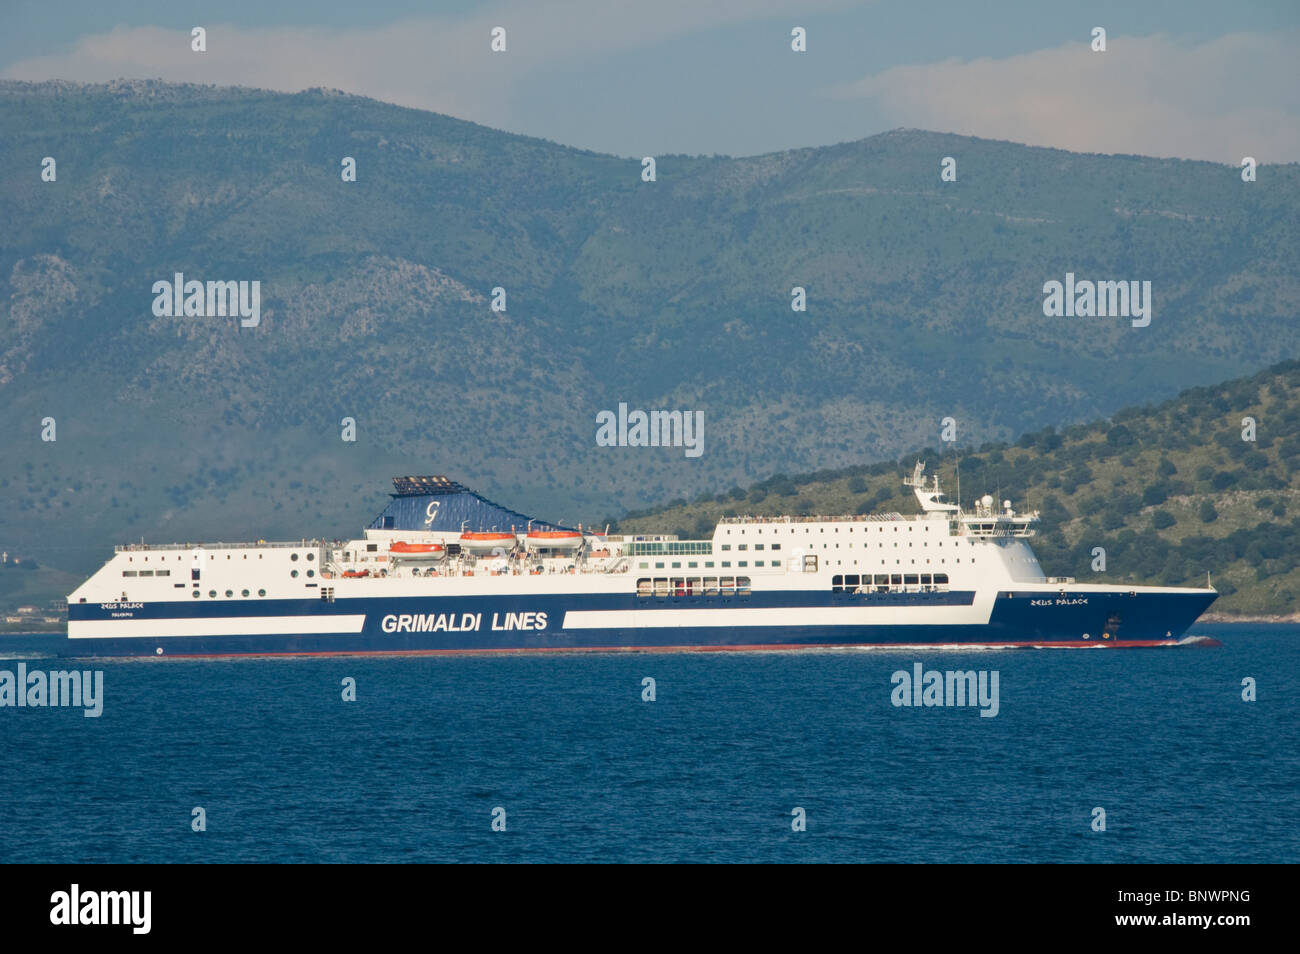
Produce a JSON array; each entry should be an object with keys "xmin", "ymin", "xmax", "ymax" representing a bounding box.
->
[{"xmin": 905, "ymin": 462, "xmax": 1038, "ymax": 537}]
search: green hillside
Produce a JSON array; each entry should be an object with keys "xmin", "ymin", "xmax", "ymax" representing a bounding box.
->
[
  {"xmin": 614, "ymin": 360, "xmax": 1300, "ymax": 618},
  {"xmin": 2, "ymin": 79, "xmax": 1298, "ymax": 585}
]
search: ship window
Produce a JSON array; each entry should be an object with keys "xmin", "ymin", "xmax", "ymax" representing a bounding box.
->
[
  {"xmin": 157, "ymin": 570, "xmax": 170, "ymax": 577},
  {"xmin": 738, "ymin": 561, "xmax": 748, "ymax": 567},
  {"xmin": 721, "ymin": 561, "xmax": 731, "ymax": 568},
  {"xmin": 291, "ymin": 570, "xmax": 299, "ymax": 578},
  {"xmin": 191, "ymin": 569, "xmax": 200, "ymax": 581},
  {"xmin": 364, "ymin": 546, "xmax": 375, "ymax": 553},
  {"xmin": 655, "ymin": 562, "xmax": 664, "ymax": 569},
  {"xmin": 890, "ymin": 574, "xmax": 902, "ymax": 585},
  {"xmin": 122, "ymin": 570, "xmax": 137, "ymax": 577},
  {"xmin": 771, "ymin": 544, "xmax": 781, "ymax": 550},
  {"xmin": 139, "ymin": 570, "xmax": 154, "ymax": 577},
  {"xmin": 771, "ymin": 560, "xmax": 781, "ymax": 567},
  {"xmin": 225, "ymin": 589, "xmax": 234, "ymax": 597},
  {"xmin": 845, "ymin": 575, "xmax": 860, "ymax": 587},
  {"xmin": 721, "ymin": 544, "xmax": 731, "ymax": 551},
  {"xmin": 307, "ymin": 570, "xmax": 315, "ymax": 578},
  {"xmin": 904, "ymin": 574, "xmax": 919, "ymax": 585},
  {"xmin": 832, "ymin": 574, "xmax": 843, "ymax": 590},
  {"xmin": 934, "ymin": 573, "xmax": 949, "ymax": 585},
  {"xmin": 755, "ymin": 544, "xmax": 764, "ymax": 550},
  {"xmin": 208, "ymin": 590, "xmax": 217, "ymax": 598},
  {"xmin": 688, "ymin": 561, "xmax": 698, "ymax": 568},
  {"xmin": 308, "ymin": 552, "xmax": 316, "ymax": 560},
  {"xmin": 705, "ymin": 561, "xmax": 714, "ymax": 568},
  {"xmin": 671, "ymin": 562, "xmax": 680, "ymax": 569},
  {"xmin": 242, "ymin": 589, "xmax": 250, "ymax": 597},
  {"xmin": 755, "ymin": 561, "xmax": 764, "ymax": 567},
  {"xmin": 921, "ymin": 574, "xmax": 932, "ymax": 584},
  {"xmin": 258, "ymin": 588, "xmax": 267, "ymax": 596},
  {"xmin": 192, "ymin": 591, "xmax": 200, "ymax": 599},
  {"xmin": 291, "ymin": 553, "xmax": 299, "ymax": 561},
  {"xmin": 639, "ymin": 562, "xmax": 648, "ymax": 569},
  {"xmin": 738, "ymin": 544, "xmax": 747, "ymax": 551}
]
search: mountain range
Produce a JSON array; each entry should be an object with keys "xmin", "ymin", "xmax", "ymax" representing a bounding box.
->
[{"xmin": 2, "ymin": 79, "xmax": 1297, "ymax": 593}]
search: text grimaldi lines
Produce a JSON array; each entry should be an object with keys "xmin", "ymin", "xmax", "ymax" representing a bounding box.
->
[{"xmin": 381, "ymin": 611, "xmax": 548, "ymax": 633}]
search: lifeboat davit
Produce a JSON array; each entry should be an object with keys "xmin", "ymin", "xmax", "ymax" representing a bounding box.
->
[
  {"xmin": 388, "ymin": 541, "xmax": 446, "ymax": 561},
  {"xmin": 525, "ymin": 529, "xmax": 584, "ymax": 551},
  {"xmin": 459, "ymin": 531, "xmax": 517, "ymax": 554}
]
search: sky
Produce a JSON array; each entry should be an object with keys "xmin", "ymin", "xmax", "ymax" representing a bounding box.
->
[{"xmin": 2, "ymin": 0, "xmax": 1298, "ymax": 162}]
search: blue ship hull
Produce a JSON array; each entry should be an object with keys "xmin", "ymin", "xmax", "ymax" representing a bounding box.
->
[{"xmin": 59, "ymin": 588, "xmax": 1219, "ymax": 656}]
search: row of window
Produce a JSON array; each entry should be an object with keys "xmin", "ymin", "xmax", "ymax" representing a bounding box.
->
[
  {"xmin": 627, "ymin": 542, "xmax": 714, "ymax": 556},
  {"xmin": 121, "ymin": 570, "xmax": 171, "ymax": 577},
  {"xmin": 719, "ymin": 543, "xmax": 781, "ymax": 551},
  {"xmin": 192, "ymin": 588, "xmax": 268, "ymax": 598},
  {"xmin": 125, "ymin": 552, "xmax": 311, "ymax": 561},
  {"xmin": 722, "ymin": 524, "xmax": 941, "ymax": 534},
  {"xmin": 638, "ymin": 560, "xmax": 781, "ymax": 570},
  {"xmin": 636, "ymin": 577, "xmax": 753, "ymax": 598},
  {"xmin": 831, "ymin": 573, "xmax": 950, "ymax": 592}
]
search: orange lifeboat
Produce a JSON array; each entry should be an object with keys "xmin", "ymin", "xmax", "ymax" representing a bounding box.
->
[
  {"xmin": 388, "ymin": 541, "xmax": 447, "ymax": 563},
  {"xmin": 342, "ymin": 569, "xmax": 370, "ymax": 578},
  {"xmin": 459, "ymin": 531, "xmax": 517, "ymax": 554},
  {"xmin": 525, "ymin": 529, "xmax": 583, "ymax": 551},
  {"xmin": 389, "ymin": 541, "xmax": 445, "ymax": 554}
]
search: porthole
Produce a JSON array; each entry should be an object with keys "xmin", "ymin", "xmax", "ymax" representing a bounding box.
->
[
  {"xmin": 225, "ymin": 589, "xmax": 233, "ymax": 597},
  {"xmin": 307, "ymin": 552, "xmax": 315, "ymax": 561},
  {"xmin": 307, "ymin": 569, "xmax": 315, "ymax": 578},
  {"xmin": 258, "ymin": 588, "xmax": 267, "ymax": 597},
  {"xmin": 192, "ymin": 591, "xmax": 200, "ymax": 599},
  {"xmin": 291, "ymin": 553, "xmax": 299, "ymax": 561},
  {"xmin": 242, "ymin": 589, "xmax": 250, "ymax": 597},
  {"xmin": 208, "ymin": 590, "xmax": 217, "ymax": 598},
  {"xmin": 291, "ymin": 569, "xmax": 299, "ymax": 578}
]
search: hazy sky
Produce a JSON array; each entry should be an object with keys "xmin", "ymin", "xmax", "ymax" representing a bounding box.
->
[{"xmin": 3, "ymin": 0, "xmax": 1298, "ymax": 161}]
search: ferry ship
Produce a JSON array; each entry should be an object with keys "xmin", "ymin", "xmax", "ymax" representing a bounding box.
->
[{"xmin": 61, "ymin": 466, "xmax": 1218, "ymax": 657}]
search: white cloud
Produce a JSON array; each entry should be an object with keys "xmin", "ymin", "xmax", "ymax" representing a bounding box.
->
[
  {"xmin": 830, "ymin": 32, "xmax": 1300, "ymax": 163},
  {"xmin": 2, "ymin": 1, "xmax": 855, "ymax": 135}
]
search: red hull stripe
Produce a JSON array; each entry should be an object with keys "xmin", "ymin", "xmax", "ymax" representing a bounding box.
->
[{"xmin": 140, "ymin": 638, "xmax": 1194, "ymax": 659}]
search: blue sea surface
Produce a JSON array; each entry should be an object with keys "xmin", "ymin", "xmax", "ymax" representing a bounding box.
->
[{"xmin": 0, "ymin": 625, "xmax": 1295, "ymax": 863}]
